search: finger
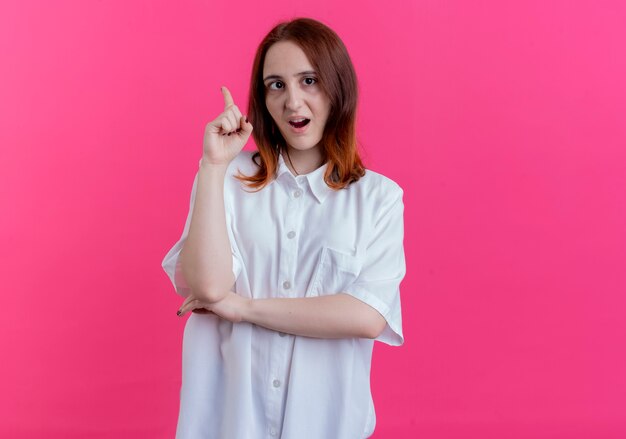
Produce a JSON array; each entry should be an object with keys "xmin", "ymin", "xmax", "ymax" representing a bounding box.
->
[
  {"xmin": 180, "ymin": 294, "xmax": 197, "ymax": 308},
  {"xmin": 229, "ymin": 104, "xmax": 243, "ymax": 122},
  {"xmin": 221, "ymin": 86, "xmax": 235, "ymax": 109},
  {"xmin": 224, "ymin": 110, "xmax": 239, "ymax": 134},
  {"xmin": 178, "ymin": 303, "xmax": 191, "ymax": 316},
  {"xmin": 178, "ymin": 298, "xmax": 199, "ymax": 316},
  {"xmin": 238, "ymin": 114, "xmax": 252, "ymax": 134},
  {"xmin": 219, "ymin": 116, "xmax": 233, "ymax": 133},
  {"xmin": 229, "ymin": 106, "xmax": 244, "ymax": 133}
]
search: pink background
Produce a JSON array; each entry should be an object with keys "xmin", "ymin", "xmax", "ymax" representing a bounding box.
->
[{"xmin": 1, "ymin": 0, "xmax": 625, "ymax": 437}]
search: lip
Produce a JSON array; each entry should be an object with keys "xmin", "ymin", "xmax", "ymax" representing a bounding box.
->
[
  {"xmin": 287, "ymin": 115, "xmax": 310, "ymax": 121},
  {"xmin": 286, "ymin": 118, "xmax": 310, "ymax": 134}
]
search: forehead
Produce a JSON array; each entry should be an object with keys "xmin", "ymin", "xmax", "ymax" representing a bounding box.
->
[{"xmin": 263, "ymin": 41, "xmax": 314, "ymax": 75}]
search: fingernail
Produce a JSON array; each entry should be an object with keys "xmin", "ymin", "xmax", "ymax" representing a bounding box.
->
[{"xmin": 177, "ymin": 310, "xmax": 181, "ymax": 316}]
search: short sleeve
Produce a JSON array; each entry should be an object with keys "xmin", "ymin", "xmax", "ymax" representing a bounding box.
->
[
  {"xmin": 161, "ymin": 171, "xmax": 243, "ymax": 298},
  {"xmin": 343, "ymin": 186, "xmax": 406, "ymax": 346}
]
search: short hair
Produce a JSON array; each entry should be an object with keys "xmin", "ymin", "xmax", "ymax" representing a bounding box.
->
[{"xmin": 235, "ymin": 17, "xmax": 366, "ymax": 191}]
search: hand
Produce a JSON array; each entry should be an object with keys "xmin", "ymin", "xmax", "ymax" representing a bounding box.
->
[
  {"xmin": 202, "ymin": 86, "xmax": 254, "ymax": 166},
  {"xmin": 177, "ymin": 291, "xmax": 250, "ymax": 323}
]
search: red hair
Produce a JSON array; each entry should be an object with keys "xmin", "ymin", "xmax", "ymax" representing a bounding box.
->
[{"xmin": 235, "ymin": 17, "xmax": 366, "ymax": 191}]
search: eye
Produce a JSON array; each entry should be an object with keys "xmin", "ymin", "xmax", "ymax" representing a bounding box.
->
[
  {"xmin": 304, "ymin": 77, "xmax": 318, "ymax": 85},
  {"xmin": 268, "ymin": 81, "xmax": 284, "ymax": 90}
]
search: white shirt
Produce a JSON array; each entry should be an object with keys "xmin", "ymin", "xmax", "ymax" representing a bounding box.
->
[{"xmin": 162, "ymin": 150, "xmax": 406, "ymax": 439}]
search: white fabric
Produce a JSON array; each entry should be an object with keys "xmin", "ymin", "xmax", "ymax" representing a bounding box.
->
[{"xmin": 161, "ymin": 150, "xmax": 406, "ymax": 439}]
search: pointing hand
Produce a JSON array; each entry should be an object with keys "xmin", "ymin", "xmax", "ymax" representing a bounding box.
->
[{"xmin": 202, "ymin": 86, "xmax": 254, "ymax": 166}]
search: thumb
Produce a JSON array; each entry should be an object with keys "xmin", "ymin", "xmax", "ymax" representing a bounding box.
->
[{"xmin": 239, "ymin": 115, "xmax": 253, "ymax": 134}]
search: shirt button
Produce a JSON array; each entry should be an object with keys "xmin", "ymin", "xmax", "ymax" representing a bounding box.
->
[
  {"xmin": 279, "ymin": 332, "xmax": 287, "ymax": 337},
  {"xmin": 293, "ymin": 189, "xmax": 302, "ymax": 198},
  {"xmin": 287, "ymin": 231, "xmax": 296, "ymax": 239},
  {"xmin": 270, "ymin": 427, "xmax": 277, "ymax": 436},
  {"xmin": 273, "ymin": 379, "xmax": 281, "ymax": 388},
  {"xmin": 283, "ymin": 280, "xmax": 291, "ymax": 289}
]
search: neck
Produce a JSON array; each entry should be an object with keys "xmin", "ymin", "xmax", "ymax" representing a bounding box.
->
[{"xmin": 281, "ymin": 145, "xmax": 324, "ymax": 175}]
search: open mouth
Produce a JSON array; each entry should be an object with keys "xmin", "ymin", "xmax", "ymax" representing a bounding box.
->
[{"xmin": 288, "ymin": 119, "xmax": 310, "ymax": 128}]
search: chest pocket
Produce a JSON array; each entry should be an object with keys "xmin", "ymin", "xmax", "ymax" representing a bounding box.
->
[{"xmin": 307, "ymin": 246, "xmax": 363, "ymax": 297}]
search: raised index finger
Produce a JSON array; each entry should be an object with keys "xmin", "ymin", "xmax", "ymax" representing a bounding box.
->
[{"xmin": 221, "ymin": 86, "xmax": 235, "ymax": 109}]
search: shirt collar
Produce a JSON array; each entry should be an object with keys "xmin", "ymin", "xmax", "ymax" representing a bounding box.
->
[{"xmin": 275, "ymin": 151, "xmax": 334, "ymax": 204}]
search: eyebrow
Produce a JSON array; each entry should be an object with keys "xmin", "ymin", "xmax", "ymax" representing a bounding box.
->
[{"xmin": 263, "ymin": 70, "xmax": 317, "ymax": 82}]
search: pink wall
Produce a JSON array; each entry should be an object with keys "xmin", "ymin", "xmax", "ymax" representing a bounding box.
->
[{"xmin": 1, "ymin": 0, "xmax": 625, "ymax": 437}]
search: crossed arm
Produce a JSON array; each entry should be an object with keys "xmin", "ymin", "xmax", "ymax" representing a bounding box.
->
[{"xmin": 177, "ymin": 291, "xmax": 387, "ymax": 340}]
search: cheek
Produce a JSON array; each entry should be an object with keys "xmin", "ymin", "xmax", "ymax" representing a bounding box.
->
[
  {"xmin": 265, "ymin": 98, "xmax": 280, "ymax": 119},
  {"xmin": 316, "ymin": 96, "xmax": 332, "ymax": 117},
  {"xmin": 316, "ymin": 104, "xmax": 331, "ymax": 123}
]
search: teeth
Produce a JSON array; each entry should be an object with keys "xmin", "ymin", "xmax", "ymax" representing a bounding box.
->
[{"xmin": 290, "ymin": 118, "xmax": 306, "ymax": 123}]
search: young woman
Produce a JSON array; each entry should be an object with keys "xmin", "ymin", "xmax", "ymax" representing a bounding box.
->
[{"xmin": 162, "ymin": 17, "xmax": 406, "ymax": 439}]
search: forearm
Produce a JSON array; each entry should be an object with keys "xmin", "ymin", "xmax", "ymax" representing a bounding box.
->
[
  {"xmin": 242, "ymin": 293, "xmax": 379, "ymax": 339},
  {"xmin": 179, "ymin": 160, "xmax": 234, "ymax": 301}
]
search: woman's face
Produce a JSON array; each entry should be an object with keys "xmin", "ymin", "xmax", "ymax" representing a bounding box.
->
[{"xmin": 263, "ymin": 40, "xmax": 331, "ymax": 153}]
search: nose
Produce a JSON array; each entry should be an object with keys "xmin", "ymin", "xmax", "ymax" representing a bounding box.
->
[{"xmin": 284, "ymin": 85, "xmax": 303, "ymax": 111}]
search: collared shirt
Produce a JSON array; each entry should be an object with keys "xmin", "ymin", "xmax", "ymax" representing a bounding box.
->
[{"xmin": 162, "ymin": 149, "xmax": 406, "ymax": 439}]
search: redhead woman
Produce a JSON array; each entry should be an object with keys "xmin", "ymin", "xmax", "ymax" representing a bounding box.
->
[{"xmin": 162, "ymin": 17, "xmax": 406, "ymax": 439}]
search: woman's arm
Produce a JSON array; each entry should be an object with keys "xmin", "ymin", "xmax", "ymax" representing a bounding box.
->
[
  {"xmin": 177, "ymin": 290, "xmax": 387, "ymax": 340},
  {"xmin": 178, "ymin": 162, "xmax": 235, "ymax": 302},
  {"xmin": 177, "ymin": 86, "xmax": 252, "ymax": 303},
  {"xmin": 242, "ymin": 293, "xmax": 386, "ymax": 339}
]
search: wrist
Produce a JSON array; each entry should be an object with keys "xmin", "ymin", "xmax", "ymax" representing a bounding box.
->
[
  {"xmin": 199, "ymin": 156, "xmax": 229, "ymax": 171},
  {"xmin": 241, "ymin": 297, "xmax": 255, "ymax": 323}
]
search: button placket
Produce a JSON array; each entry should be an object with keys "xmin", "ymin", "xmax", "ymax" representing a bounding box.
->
[
  {"xmin": 280, "ymin": 180, "xmax": 303, "ymax": 298},
  {"xmin": 266, "ymin": 178, "xmax": 301, "ymax": 439}
]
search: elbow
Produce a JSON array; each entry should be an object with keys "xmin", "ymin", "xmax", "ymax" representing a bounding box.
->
[
  {"xmin": 343, "ymin": 293, "xmax": 387, "ymax": 339},
  {"xmin": 193, "ymin": 287, "xmax": 228, "ymax": 303},
  {"xmin": 180, "ymin": 258, "xmax": 236, "ymax": 302},
  {"xmin": 191, "ymin": 276, "xmax": 237, "ymax": 303},
  {"xmin": 365, "ymin": 314, "xmax": 387, "ymax": 339},
  {"xmin": 192, "ymin": 276, "xmax": 234, "ymax": 303}
]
